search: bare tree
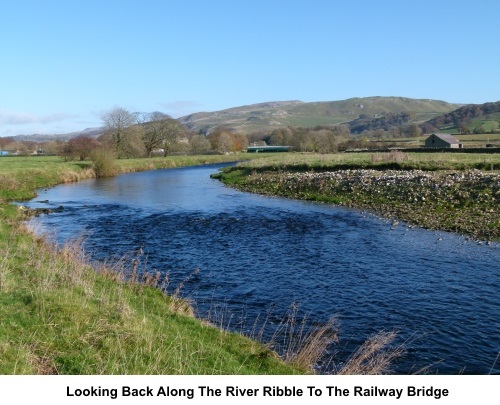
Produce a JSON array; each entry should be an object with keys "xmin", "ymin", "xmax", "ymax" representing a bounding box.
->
[
  {"xmin": 216, "ymin": 132, "xmax": 234, "ymax": 154},
  {"xmin": 101, "ymin": 107, "xmax": 145, "ymax": 157},
  {"xmin": 143, "ymin": 112, "xmax": 185, "ymax": 157},
  {"xmin": 39, "ymin": 140, "xmax": 64, "ymax": 156},
  {"xmin": 3, "ymin": 141, "xmax": 28, "ymax": 155},
  {"xmin": 101, "ymin": 107, "xmax": 135, "ymax": 146},
  {"xmin": 62, "ymin": 135, "xmax": 100, "ymax": 161},
  {"xmin": 189, "ymin": 134, "xmax": 212, "ymax": 154}
]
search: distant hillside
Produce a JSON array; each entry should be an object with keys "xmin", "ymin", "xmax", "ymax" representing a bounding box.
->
[
  {"xmin": 179, "ymin": 101, "xmax": 304, "ymax": 134},
  {"xmin": 178, "ymin": 97, "xmax": 461, "ymax": 134},
  {"xmin": 11, "ymin": 127, "xmax": 105, "ymax": 143},
  {"xmin": 348, "ymin": 112, "xmax": 416, "ymax": 134},
  {"xmin": 420, "ymin": 101, "xmax": 500, "ymax": 134},
  {"xmin": 8, "ymin": 97, "xmax": 467, "ymax": 142}
]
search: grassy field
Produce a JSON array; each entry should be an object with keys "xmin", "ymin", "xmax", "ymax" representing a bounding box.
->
[
  {"xmin": 214, "ymin": 152, "xmax": 500, "ymax": 241},
  {"xmin": 455, "ymin": 133, "xmax": 500, "ymax": 147},
  {"xmin": 373, "ymin": 133, "xmax": 500, "ymax": 148},
  {"xmin": 233, "ymin": 151, "xmax": 500, "ymax": 171}
]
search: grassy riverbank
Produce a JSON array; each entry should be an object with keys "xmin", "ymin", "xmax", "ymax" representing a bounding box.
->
[
  {"xmin": 0, "ymin": 154, "xmax": 308, "ymax": 374},
  {"xmin": 213, "ymin": 152, "xmax": 500, "ymax": 241}
]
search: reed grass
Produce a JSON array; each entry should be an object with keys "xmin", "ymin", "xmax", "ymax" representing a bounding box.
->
[{"xmin": 336, "ymin": 331, "xmax": 403, "ymax": 375}]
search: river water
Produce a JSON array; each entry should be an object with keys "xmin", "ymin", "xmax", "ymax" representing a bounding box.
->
[{"xmin": 25, "ymin": 163, "xmax": 499, "ymax": 374}]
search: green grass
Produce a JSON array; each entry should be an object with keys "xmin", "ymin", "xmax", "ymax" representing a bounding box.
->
[
  {"xmin": 373, "ymin": 133, "xmax": 500, "ymax": 148},
  {"xmin": 434, "ymin": 112, "xmax": 500, "ymax": 135},
  {"xmin": 279, "ymin": 116, "xmax": 347, "ymax": 127},
  {"xmin": 229, "ymin": 151, "xmax": 500, "ymax": 171},
  {"xmin": 0, "ymin": 156, "xmax": 92, "ymax": 202},
  {"xmin": 457, "ymin": 134, "xmax": 500, "ymax": 142},
  {"xmin": 470, "ymin": 120, "xmax": 498, "ymax": 132}
]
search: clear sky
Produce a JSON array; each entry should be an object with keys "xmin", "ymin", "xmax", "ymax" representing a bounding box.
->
[{"xmin": 1, "ymin": 0, "xmax": 499, "ymax": 136}]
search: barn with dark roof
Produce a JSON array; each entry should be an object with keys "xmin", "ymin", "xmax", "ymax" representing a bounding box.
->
[{"xmin": 425, "ymin": 133, "xmax": 462, "ymax": 149}]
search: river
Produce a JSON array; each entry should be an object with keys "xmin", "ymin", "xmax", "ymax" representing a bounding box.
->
[{"xmin": 25, "ymin": 163, "xmax": 500, "ymax": 374}]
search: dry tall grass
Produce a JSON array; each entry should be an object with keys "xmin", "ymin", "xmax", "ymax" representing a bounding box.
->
[
  {"xmin": 89, "ymin": 148, "xmax": 119, "ymax": 178},
  {"xmin": 336, "ymin": 331, "xmax": 403, "ymax": 375},
  {"xmin": 207, "ymin": 301, "xmax": 404, "ymax": 374},
  {"xmin": 55, "ymin": 235, "xmax": 195, "ymax": 317},
  {"xmin": 371, "ymin": 150, "xmax": 409, "ymax": 163},
  {"xmin": 274, "ymin": 307, "xmax": 404, "ymax": 374},
  {"xmin": 0, "ymin": 174, "xmax": 20, "ymax": 191}
]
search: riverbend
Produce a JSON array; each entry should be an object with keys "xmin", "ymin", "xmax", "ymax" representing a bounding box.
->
[{"xmin": 25, "ymin": 163, "xmax": 500, "ymax": 374}]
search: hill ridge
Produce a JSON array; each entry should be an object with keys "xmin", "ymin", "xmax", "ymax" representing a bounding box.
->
[
  {"xmin": 178, "ymin": 96, "xmax": 461, "ymax": 134},
  {"xmin": 7, "ymin": 97, "xmax": 464, "ymax": 141}
]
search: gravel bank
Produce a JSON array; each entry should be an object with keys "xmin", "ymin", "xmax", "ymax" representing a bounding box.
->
[{"xmin": 219, "ymin": 168, "xmax": 500, "ymax": 241}]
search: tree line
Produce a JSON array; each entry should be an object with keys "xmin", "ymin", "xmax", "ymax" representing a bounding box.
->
[
  {"xmin": 0, "ymin": 107, "xmax": 250, "ymax": 159},
  {"xmin": 5, "ymin": 102, "xmax": 498, "ymax": 159},
  {"xmin": 0, "ymin": 113, "xmax": 395, "ymax": 158},
  {"xmin": 251, "ymin": 125, "xmax": 352, "ymax": 153}
]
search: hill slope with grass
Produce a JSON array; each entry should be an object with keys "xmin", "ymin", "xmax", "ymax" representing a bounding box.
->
[
  {"xmin": 420, "ymin": 101, "xmax": 500, "ymax": 134},
  {"xmin": 179, "ymin": 97, "xmax": 461, "ymax": 134}
]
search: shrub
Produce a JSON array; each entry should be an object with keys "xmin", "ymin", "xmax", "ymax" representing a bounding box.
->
[{"xmin": 90, "ymin": 148, "xmax": 119, "ymax": 177}]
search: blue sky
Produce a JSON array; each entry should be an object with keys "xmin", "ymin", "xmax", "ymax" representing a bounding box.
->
[{"xmin": 1, "ymin": 0, "xmax": 499, "ymax": 136}]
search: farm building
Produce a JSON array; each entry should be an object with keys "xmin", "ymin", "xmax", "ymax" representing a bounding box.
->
[{"xmin": 425, "ymin": 133, "xmax": 462, "ymax": 149}]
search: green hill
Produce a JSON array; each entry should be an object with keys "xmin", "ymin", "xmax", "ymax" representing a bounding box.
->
[
  {"xmin": 178, "ymin": 97, "xmax": 461, "ymax": 135},
  {"xmin": 420, "ymin": 101, "xmax": 500, "ymax": 134}
]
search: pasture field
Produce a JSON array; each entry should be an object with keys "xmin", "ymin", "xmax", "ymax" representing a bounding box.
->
[
  {"xmin": 373, "ymin": 133, "xmax": 500, "ymax": 148},
  {"xmin": 236, "ymin": 151, "xmax": 500, "ymax": 171}
]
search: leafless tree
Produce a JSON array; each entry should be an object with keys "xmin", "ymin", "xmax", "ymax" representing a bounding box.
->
[
  {"xmin": 101, "ymin": 107, "xmax": 145, "ymax": 157},
  {"xmin": 189, "ymin": 134, "xmax": 212, "ymax": 154},
  {"xmin": 143, "ymin": 112, "xmax": 185, "ymax": 157}
]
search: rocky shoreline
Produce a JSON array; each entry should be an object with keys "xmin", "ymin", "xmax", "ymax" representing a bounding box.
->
[{"xmin": 217, "ymin": 168, "xmax": 500, "ymax": 241}]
